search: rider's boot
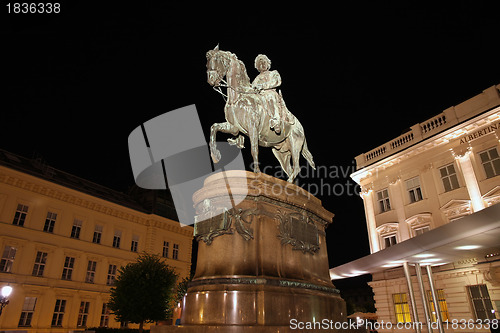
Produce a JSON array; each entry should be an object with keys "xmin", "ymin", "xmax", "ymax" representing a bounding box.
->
[{"xmin": 270, "ymin": 117, "xmax": 281, "ymax": 135}]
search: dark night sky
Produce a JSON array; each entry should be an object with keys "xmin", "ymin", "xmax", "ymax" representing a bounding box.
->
[{"xmin": 2, "ymin": 3, "xmax": 500, "ymax": 269}]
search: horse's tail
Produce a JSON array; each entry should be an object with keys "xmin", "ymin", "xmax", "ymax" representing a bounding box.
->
[{"xmin": 302, "ymin": 139, "xmax": 316, "ymax": 170}]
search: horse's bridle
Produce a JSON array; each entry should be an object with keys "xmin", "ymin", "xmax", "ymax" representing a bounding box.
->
[{"xmin": 208, "ymin": 52, "xmax": 263, "ymax": 102}]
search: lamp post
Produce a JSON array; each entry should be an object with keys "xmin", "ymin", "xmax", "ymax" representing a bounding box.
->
[{"xmin": 0, "ymin": 285, "xmax": 13, "ymax": 316}]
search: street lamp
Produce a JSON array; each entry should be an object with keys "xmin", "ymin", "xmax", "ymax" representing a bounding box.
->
[{"xmin": 0, "ymin": 285, "xmax": 13, "ymax": 316}]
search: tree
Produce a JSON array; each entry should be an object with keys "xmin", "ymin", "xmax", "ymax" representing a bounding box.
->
[
  {"xmin": 165, "ymin": 274, "xmax": 193, "ymax": 321},
  {"xmin": 174, "ymin": 274, "xmax": 192, "ymax": 305},
  {"xmin": 108, "ymin": 253, "xmax": 178, "ymax": 332}
]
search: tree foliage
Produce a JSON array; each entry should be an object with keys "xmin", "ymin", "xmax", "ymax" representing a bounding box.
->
[
  {"xmin": 174, "ymin": 274, "xmax": 192, "ymax": 305},
  {"xmin": 108, "ymin": 253, "xmax": 178, "ymax": 331}
]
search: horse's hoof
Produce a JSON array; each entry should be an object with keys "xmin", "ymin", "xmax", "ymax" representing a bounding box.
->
[
  {"xmin": 211, "ymin": 150, "xmax": 221, "ymax": 163},
  {"xmin": 228, "ymin": 136, "xmax": 245, "ymax": 149}
]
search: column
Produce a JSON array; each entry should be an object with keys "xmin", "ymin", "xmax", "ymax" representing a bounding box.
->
[
  {"xmin": 403, "ymin": 262, "xmax": 421, "ymax": 333},
  {"xmin": 455, "ymin": 151, "xmax": 485, "ymax": 212},
  {"xmin": 391, "ymin": 179, "xmax": 410, "ymax": 241},
  {"xmin": 415, "ymin": 263, "xmax": 433, "ymax": 333},
  {"xmin": 361, "ymin": 190, "xmax": 380, "ymax": 253},
  {"xmin": 426, "ymin": 265, "xmax": 445, "ymax": 333}
]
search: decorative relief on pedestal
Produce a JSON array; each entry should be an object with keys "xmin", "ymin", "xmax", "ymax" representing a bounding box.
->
[
  {"xmin": 276, "ymin": 209, "xmax": 320, "ymax": 254},
  {"xmin": 194, "ymin": 209, "xmax": 233, "ymax": 245},
  {"xmin": 228, "ymin": 208, "xmax": 258, "ymax": 241},
  {"xmin": 194, "ymin": 207, "xmax": 258, "ymax": 244},
  {"xmin": 253, "ymin": 195, "xmax": 330, "ymax": 229}
]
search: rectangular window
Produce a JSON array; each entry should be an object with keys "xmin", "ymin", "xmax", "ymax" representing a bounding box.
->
[
  {"xmin": 173, "ymin": 243, "xmax": 179, "ymax": 260},
  {"xmin": 0, "ymin": 246, "xmax": 17, "ymax": 273},
  {"xmin": 383, "ymin": 235, "xmax": 397, "ymax": 249},
  {"xmin": 100, "ymin": 303, "xmax": 110, "ymax": 327},
  {"xmin": 32, "ymin": 251, "xmax": 48, "ymax": 277},
  {"xmin": 43, "ymin": 211, "xmax": 57, "ymax": 233},
  {"xmin": 376, "ymin": 189, "xmax": 391, "ymax": 213},
  {"xmin": 479, "ymin": 147, "xmax": 500, "ymax": 178},
  {"xmin": 113, "ymin": 230, "xmax": 122, "ymax": 248},
  {"xmin": 413, "ymin": 226, "xmax": 430, "ymax": 237},
  {"xmin": 107, "ymin": 264, "xmax": 117, "ymax": 285},
  {"xmin": 51, "ymin": 299, "xmax": 66, "ymax": 327},
  {"xmin": 93, "ymin": 225, "xmax": 103, "ymax": 244},
  {"xmin": 61, "ymin": 256, "xmax": 75, "ymax": 280},
  {"xmin": 18, "ymin": 296, "xmax": 37, "ymax": 327},
  {"xmin": 439, "ymin": 164, "xmax": 460, "ymax": 192},
  {"xmin": 427, "ymin": 289, "xmax": 450, "ymax": 322},
  {"xmin": 130, "ymin": 235, "xmax": 139, "ymax": 252},
  {"xmin": 393, "ymin": 293, "xmax": 412, "ymax": 323},
  {"xmin": 13, "ymin": 203, "xmax": 29, "ymax": 226},
  {"xmin": 467, "ymin": 284, "xmax": 496, "ymax": 320},
  {"xmin": 77, "ymin": 301, "xmax": 90, "ymax": 327},
  {"xmin": 162, "ymin": 241, "xmax": 169, "ymax": 258},
  {"xmin": 71, "ymin": 219, "xmax": 83, "ymax": 239},
  {"xmin": 406, "ymin": 177, "xmax": 423, "ymax": 203},
  {"xmin": 85, "ymin": 260, "xmax": 97, "ymax": 283}
]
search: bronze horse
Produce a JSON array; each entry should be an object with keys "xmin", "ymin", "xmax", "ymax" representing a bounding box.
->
[{"xmin": 206, "ymin": 46, "xmax": 315, "ymax": 183}]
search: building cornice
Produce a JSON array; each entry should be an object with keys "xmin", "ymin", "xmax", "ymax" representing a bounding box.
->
[
  {"xmin": 353, "ymin": 85, "xmax": 500, "ymax": 173},
  {"xmin": 0, "ymin": 167, "xmax": 193, "ymax": 237},
  {"xmin": 352, "ymin": 104, "xmax": 500, "ymax": 185}
]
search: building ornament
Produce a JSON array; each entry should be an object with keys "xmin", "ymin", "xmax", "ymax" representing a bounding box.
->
[
  {"xmin": 440, "ymin": 199, "xmax": 472, "ymax": 220},
  {"xmin": 405, "ymin": 213, "xmax": 432, "ymax": 228},
  {"xmin": 360, "ymin": 184, "xmax": 373, "ymax": 196},
  {"xmin": 376, "ymin": 222, "xmax": 399, "ymax": 235},
  {"xmin": 482, "ymin": 186, "xmax": 500, "ymax": 207},
  {"xmin": 419, "ymin": 163, "xmax": 433, "ymax": 173},
  {"xmin": 452, "ymin": 146, "xmax": 472, "ymax": 160},
  {"xmin": 388, "ymin": 176, "xmax": 401, "ymax": 185},
  {"xmin": 482, "ymin": 267, "xmax": 500, "ymax": 285}
]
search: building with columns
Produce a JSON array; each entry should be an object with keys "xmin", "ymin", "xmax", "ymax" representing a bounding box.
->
[
  {"xmin": 0, "ymin": 150, "xmax": 193, "ymax": 332},
  {"xmin": 331, "ymin": 84, "xmax": 500, "ymax": 332}
]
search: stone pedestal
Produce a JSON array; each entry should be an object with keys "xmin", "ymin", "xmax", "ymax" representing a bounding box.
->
[{"xmin": 152, "ymin": 171, "xmax": 348, "ymax": 332}]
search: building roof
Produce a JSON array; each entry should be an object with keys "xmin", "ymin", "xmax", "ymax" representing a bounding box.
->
[
  {"xmin": 0, "ymin": 148, "xmax": 179, "ymax": 220},
  {"xmin": 354, "ymin": 84, "xmax": 500, "ymax": 170},
  {"xmin": 329, "ymin": 203, "xmax": 500, "ymax": 280}
]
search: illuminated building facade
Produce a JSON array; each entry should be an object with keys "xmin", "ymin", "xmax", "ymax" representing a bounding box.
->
[
  {"xmin": 0, "ymin": 151, "xmax": 193, "ymax": 332},
  {"xmin": 346, "ymin": 85, "xmax": 500, "ymax": 332}
]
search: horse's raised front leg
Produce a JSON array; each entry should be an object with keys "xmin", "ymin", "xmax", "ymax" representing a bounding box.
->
[
  {"xmin": 227, "ymin": 135, "xmax": 245, "ymax": 149},
  {"xmin": 210, "ymin": 122, "xmax": 239, "ymax": 163}
]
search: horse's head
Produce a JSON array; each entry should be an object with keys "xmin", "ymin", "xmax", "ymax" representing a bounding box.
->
[{"xmin": 206, "ymin": 45, "xmax": 230, "ymax": 87}]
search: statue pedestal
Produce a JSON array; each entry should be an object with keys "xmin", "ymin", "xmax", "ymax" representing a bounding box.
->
[{"xmin": 152, "ymin": 171, "xmax": 349, "ymax": 332}]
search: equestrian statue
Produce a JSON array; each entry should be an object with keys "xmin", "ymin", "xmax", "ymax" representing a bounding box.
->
[{"xmin": 206, "ymin": 45, "xmax": 315, "ymax": 183}]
